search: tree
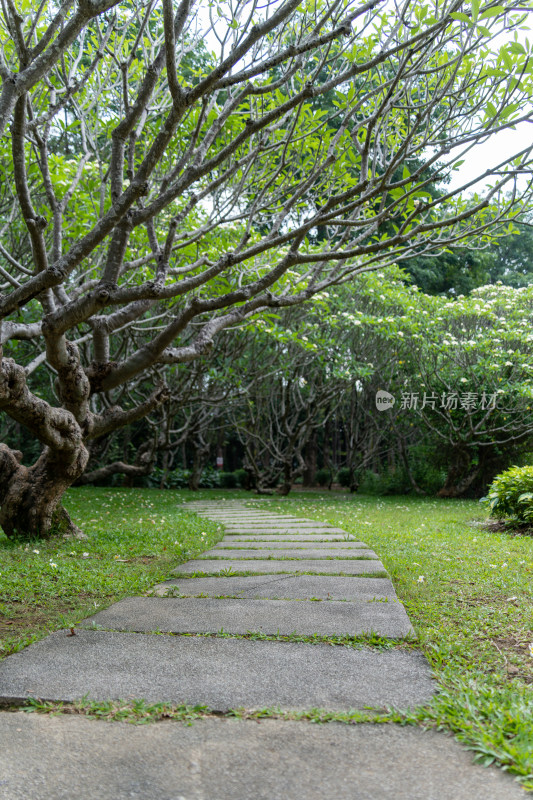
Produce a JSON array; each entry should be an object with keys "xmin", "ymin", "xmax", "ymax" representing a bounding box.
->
[
  {"xmin": 227, "ymin": 315, "xmax": 342, "ymax": 494},
  {"xmin": 1, "ymin": 0, "xmax": 533, "ymax": 538},
  {"xmin": 400, "ymin": 221, "xmax": 533, "ymax": 294},
  {"xmin": 348, "ymin": 270, "xmax": 533, "ymax": 495}
]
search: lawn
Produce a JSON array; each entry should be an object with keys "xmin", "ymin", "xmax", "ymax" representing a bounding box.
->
[
  {"xmin": 0, "ymin": 487, "xmax": 532, "ymax": 789},
  {"xmin": 0, "ymin": 487, "xmax": 223, "ymax": 658}
]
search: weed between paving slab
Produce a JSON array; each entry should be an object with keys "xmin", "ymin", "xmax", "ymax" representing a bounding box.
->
[
  {"xmin": 0, "ymin": 697, "xmax": 392, "ymax": 725},
  {"xmin": 181, "ymin": 570, "xmax": 390, "ymax": 578},
  {"xmin": 78, "ymin": 626, "xmax": 411, "ymax": 650},
  {"xmin": 148, "ymin": 590, "xmax": 397, "ymax": 603}
]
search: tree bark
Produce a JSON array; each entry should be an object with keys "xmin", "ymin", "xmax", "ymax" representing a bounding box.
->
[
  {"xmin": 0, "ymin": 442, "xmax": 88, "ymax": 539},
  {"xmin": 302, "ymin": 433, "xmax": 317, "ymax": 486},
  {"xmin": 437, "ymin": 448, "xmax": 476, "ymax": 497},
  {"xmin": 277, "ymin": 461, "xmax": 292, "ymax": 496}
]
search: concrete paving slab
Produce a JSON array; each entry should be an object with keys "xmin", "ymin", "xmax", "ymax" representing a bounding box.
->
[
  {"xmin": 173, "ymin": 559, "xmax": 388, "ymax": 575},
  {"xmin": 78, "ymin": 597, "xmax": 413, "ymax": 638},
  {"xmin": 222, "ymin": 522, "xmax": 337, "ymax": 528},
  {"xmin": 213, "ymin": 540, "xmax": 370, "ymax": 548},
  {"xmin": 152, "ymin": 575, "xmax": 398, "ymax": 601},
  {"xmin": 193, "ymin": 512, "xmax": 307, "ymax": 516},
  {"xmin": 198, "ymin": 548, "xmax": 379, "ymax": 560},
  {"xmin": 0, "ymin": 630, "xmax": 434, "ymax": 709},
  {"xmin": 220, "ymin": 533, "xmax": 368, "ymax": 547},
  {"xmin": 198, "ymin": 518, "xmax": 307, "ymax": 523},
  {"xmin": 222, "ymin": 528, "xmax": 349, "ymax": 535},
  {"xmin": 0, "ymin": 714, "xmax": 526, "ymax": 800}
]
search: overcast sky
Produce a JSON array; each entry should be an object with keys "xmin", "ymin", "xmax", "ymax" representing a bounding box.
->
[{"xmin": 447, "ymin": 120, "xmax": 533, "ymax": 192}]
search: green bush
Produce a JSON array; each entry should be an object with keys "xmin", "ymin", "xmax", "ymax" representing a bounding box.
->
[
  {"xmin": 147, "ymin": 465, "xmax": 222, "ymax": 489},
  {"xmin": 219, "ymin": 471, "xmax": 238, "ymax": 488},
  {"xmin": 234, "ymin": 468, "xmax": 249, "ymax": 488},
  {"xmin": 485, "ymin": 465, "xmax": 533, "ymax": 524},
  {"xmin": 198, "ymin": 466, "xmax": 221, "ymax": 488},
  {"xmin": 315, "ymin": 467, "xmax": 330, "ymax": 486},
  {"xmin": 147, "ymin": 467, "xmax": 190, "ymax": 489},
  {"xmin": 336, "ymin": 467, "xmax": 352, "ymax": 487}
]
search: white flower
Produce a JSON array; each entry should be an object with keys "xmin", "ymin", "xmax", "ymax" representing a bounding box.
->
[
  {"xmin": 49, "ymin": 561, "xmax": 58, "ymax": 568},
  {"xmin": 529, "ymin": 644, "xmax": 533, "ymax": 657},
  {"xmin": 460, "ymin": 378, "xmax": 468, "ymax": 383},
  {"xmin": 33, "ymin": 549, "xmax": 39, "ymax": 554},
  {"xmin": 501, "ymin": 563, "xmax": 508, "ymax": 568},
  {"xmin": 505, "ymin": 361, "xmax": 513, "ymax": 366},
  {"xmin": 417, "ymin": 575, "xmax": 425, "ymax": 583},
  {"xmin": 82, "ymin": 552, "xmax": 90, "ymax": 558}
]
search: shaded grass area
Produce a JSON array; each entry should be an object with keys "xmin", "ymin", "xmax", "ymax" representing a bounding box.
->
[{"xmin": 0, "ymin": 488, "xmax": 223, "ymax": 658}]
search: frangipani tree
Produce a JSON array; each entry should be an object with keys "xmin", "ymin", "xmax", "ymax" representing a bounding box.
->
[
  {"xmin": 347, "ymin": 270, "xmax": 533, "ymax": 495},
  {"xmin": 0, "ymin": 0, "xmax": 533, "ymax": 537}
]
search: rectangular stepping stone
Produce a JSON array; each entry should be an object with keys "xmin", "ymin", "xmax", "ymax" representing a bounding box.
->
[
  {"xmin": 152, "ymin": 575, "xmax": 398, "ymax": 602},
  {"xmin": 214, "ymin": 540, "xmax": 370, "ymax": 549},
  {"xmin": 222, "ymin": 523, "xmax": 336, "ymax": 529},
  {"xmin": 78, "ymin": 597, "xmax": 414, "ymax": 638},
  {"xmin": 198, "ymin": 549, "xmax": 379, "ymax": 560},
  {"xmin": 173, "ymin": 559, "xmax": 387, "ymax": 576},
  {"xmin": 223, "ymin": 528, "xmax": 348, "ymax": 535},
  {"xmin": 196, "ymin": 514, "xmax": 316, "ymax": 525},
  {"xmin": 0, "ymin": 629, "xmax": 435, "ymax": 710},
  {"xmin": 1, "ymin": 715, "xmax": 526, "ymax": 800},
  {"xmin": 220, "ymin": 535, "xmax": 366, "ymax": 543},
  {"xmin": 194, "ymin": 513, "xmax": 303, "ymax": 518}
]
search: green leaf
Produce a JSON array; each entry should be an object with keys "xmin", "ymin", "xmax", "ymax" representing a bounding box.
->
[
  {"xmin": 479, "ymin": 5, "xmax": 505, "ymax": 18},
  {"xmin": 450, "ymin": 11, "xmax": 473, "ymax": 24},
  {"xmin": 501, "ymin": 48, "xmax": 514, "ymax": 71}
]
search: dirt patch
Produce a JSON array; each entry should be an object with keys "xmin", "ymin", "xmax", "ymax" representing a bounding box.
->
[
  {"xmin": 469, "ymin": 519, "xmax": 533, "ymax": 537},
  {"xmin": 489, "ymin": 635, "xmax": 533, "ymax": 684},
  {"xmin": 0, "ymin": 596, "xmax": 103, "ymax": 648}
]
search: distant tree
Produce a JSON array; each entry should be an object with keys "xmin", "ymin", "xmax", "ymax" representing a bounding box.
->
[
  {"xmin": 349, "ymin": 271, "xmax": 533, "ymax": 495},
  {"xmin": 401, "ymin": 222, "xmax": 533, "ymax": 295}
]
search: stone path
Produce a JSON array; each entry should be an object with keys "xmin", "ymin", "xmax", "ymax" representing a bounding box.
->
[{"xmin": 0, "ymin": 499, "xmax": 527, "ymax": 799}]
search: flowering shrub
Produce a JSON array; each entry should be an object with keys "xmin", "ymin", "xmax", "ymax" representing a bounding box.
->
[{"xmin": 485, "ymin": 465, "xmax": 533, "ymax": 524}]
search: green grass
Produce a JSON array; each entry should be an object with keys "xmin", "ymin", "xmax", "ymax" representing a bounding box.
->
[
  {"xmin": 0, "ymin": 487, "xmax": 223, "ymax": 658},
  {"xmin": 263, "ymin": 491, "xmax": 533, "ymax": 789},
  {"xmin": 1, "ymin": 487, "xmax": 533, "ymax": 788}
]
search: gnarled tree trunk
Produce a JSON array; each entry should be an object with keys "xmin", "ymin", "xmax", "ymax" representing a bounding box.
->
[{"xmin": 0, "ymin": 443, "xmax": 88, "ymax": 539}]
